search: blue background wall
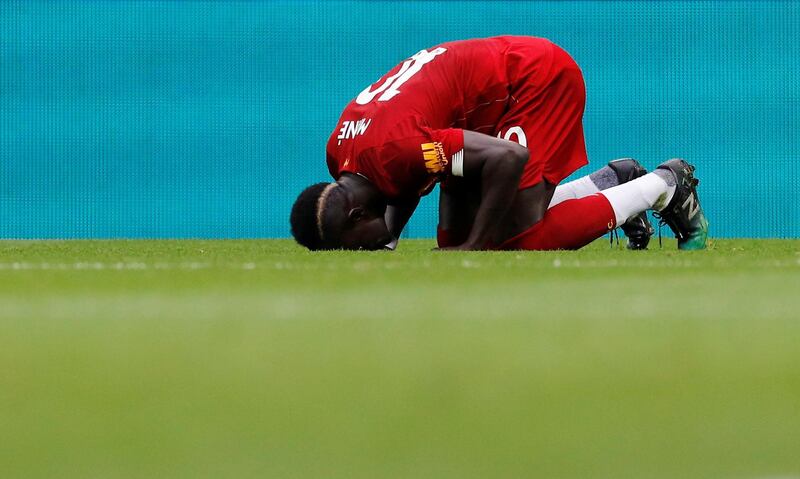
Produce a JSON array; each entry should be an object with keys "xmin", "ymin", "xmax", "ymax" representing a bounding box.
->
[{"xmin": 1, "ymin": 1, "xmax": 797, "ymax": 239}]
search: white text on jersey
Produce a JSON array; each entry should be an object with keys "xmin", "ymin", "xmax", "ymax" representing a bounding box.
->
[{"xmin": 337, "ymin": 118, "xmax": 372, "ymax": 145}]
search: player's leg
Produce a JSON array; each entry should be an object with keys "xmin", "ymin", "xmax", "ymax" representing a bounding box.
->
[
  {"xmin": 492, "ymin": 39, "xmax": 589, "ymax": 242},
  {"xmin": 498, "ymin": 39, "xmax": 659, "ymax": 249},
  {"xmin": 499, "ymin": 158, "xmax": 708, "ymax": 250},
  {"xmin": 550, "ymin": 158, "xmax": 655, "ymax": 249},
  {"xmin": 549, "ymin": 159, "xmax": 643, "ymax": 207},
  {"xmin": 492, "ymin": 38, "xmax": 706, "ymax": 251}
]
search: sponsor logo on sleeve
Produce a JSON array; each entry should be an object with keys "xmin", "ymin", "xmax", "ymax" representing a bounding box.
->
[{"xmin": 421, "ymin": 142, "xmax": 448, "ymax": 174}]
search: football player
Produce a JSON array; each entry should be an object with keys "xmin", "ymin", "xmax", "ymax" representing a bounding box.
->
[{"xmin": 291, "ymin": 36, "xmax": 708, "ymax": 251}]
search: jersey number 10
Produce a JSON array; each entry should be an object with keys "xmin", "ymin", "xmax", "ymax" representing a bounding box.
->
[{"xmin": 356, "ymin": 48, "xmax": 447, "ymax": 105}]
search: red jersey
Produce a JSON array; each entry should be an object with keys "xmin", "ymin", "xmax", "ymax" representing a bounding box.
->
[{"xmin": 327, "ymin": 36, "xmax": 553, "ymax": 200}]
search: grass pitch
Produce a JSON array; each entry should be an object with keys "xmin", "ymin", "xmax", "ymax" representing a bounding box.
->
[{"xmin": 1, "ymin": 238, "xmax": 799, "ymax": 479}]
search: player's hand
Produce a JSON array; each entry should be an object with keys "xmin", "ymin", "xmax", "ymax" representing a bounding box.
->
[
  {"xmin": 433, "ymin": 242, "xmax": 481, "ymax": 251},
  {"xmin": 383, "ymin": 237, "xmax": 399, "ymax": 250}
]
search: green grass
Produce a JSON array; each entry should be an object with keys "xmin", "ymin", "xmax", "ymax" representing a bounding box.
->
[{"xmin": 1, "ymin": 238, "xmax": 799, "ymax": 479}]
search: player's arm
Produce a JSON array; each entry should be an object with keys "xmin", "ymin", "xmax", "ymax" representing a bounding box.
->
[
  {"xmin": 384, "ymin": 198, "xmax": 420, "ymax": 249},
  {"xmin": 441, "ymin": 130, "xmax": 528, "ymax": 250}
]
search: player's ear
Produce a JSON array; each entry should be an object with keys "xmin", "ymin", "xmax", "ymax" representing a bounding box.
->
[{"xmin": 347, "ymin": 206, "xmax": 366, "ymax": 222}]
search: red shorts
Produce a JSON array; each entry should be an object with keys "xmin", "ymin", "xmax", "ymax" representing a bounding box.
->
[{"xmin": 496, "ymin": 39, "xmax": 588, "ymax": 189}]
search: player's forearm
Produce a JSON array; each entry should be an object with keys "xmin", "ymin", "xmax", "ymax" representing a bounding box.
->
[
  {"xmin": 463, "ymin": 155, "xmax": 526, "ymax": 249},
  {"xmin": 385, "ymin": 199, "xmax": 420, "ymax": 241}
]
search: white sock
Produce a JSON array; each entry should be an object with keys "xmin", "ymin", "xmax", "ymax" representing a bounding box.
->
[
  {"xmin": 600, "ymin": 173, "xmax": 677, "ymax": 224},
  {"xmin": 548, "ymin": 175, "xmax": 600, "ymax": 208}
]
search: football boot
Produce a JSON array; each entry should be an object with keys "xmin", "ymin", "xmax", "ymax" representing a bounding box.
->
[
  {"xmin": 607, "ymin": 158, "xmax": 655, "ymax": 250},
  {"xmin": 653, "ymin": 158, "xmax": 709, "ymax": 250}
]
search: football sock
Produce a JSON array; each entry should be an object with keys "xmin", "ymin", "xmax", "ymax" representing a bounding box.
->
[
  {"xmin": 589, "ymin": 166, "xmax": 621, "ymax": 190},
  {"xmin": 654, "ymin": 167, "xmax": 677, "ymax": 187},
  {"xmin": 500, "ymin": 194, "xmax": 616, "ymax": 250},
  {"xmin": 600, "ymin": 172, "xmax": 677, "ymax": 224},
  {"xmin": 548, "ymin": 165, "xmax": 619, "ymax": 208},
  {"xmin": 548, "ymin": 175, "xmax": 599, "ymax": 207}
]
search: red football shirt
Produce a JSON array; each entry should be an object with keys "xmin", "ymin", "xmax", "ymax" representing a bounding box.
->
[{"xmin": 327, "ymin": 36, "xmax": 536, "ymax": 201}]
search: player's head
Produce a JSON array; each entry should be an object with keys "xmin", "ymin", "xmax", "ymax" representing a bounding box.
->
[{"xmin": 290, "ymin": 181, "xmax": 392, "ymax": 251}]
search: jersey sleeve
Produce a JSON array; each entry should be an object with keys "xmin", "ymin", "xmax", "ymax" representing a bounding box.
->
[
  {"xmin": 365, "ymin": 128, "xmax": 464, "ymax": 198},
  {"xmin": 422, "ymin": 127, "xmax": 465, "ymax": 177}
]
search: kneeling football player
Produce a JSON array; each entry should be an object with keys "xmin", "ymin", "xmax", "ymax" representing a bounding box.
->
[{"xmin": 290, "ymin": 36, "xmax": 708, "ymax": 251}]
